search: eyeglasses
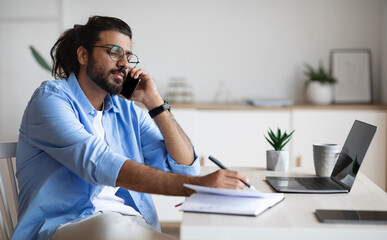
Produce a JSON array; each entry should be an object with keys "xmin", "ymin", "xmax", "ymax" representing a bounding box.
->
[{"xmin": 93, "ymin": 45, "xmax": 140, "ymax": 68}]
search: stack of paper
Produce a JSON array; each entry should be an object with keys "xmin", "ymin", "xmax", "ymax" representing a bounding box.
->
[{"xmin": 181, "ymin": 184, "xmax": 284, "ymax": 216}]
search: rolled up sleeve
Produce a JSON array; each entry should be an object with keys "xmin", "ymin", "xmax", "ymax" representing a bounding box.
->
[{"xmin": 167, "ymin": 150, "xmax": 200, "ymax": 176}]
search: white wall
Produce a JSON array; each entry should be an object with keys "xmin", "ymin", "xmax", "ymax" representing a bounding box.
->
[
  {"xmin": 382, "ymin": 0, "xmax": 387, "ymax": 103},
  {"xmin": 0, "ymin": 0, "xmax": 60, "ymax": 142},
  {"xmin": 0, "ymin": 0, "xmax": 385, "ymax": 142}
]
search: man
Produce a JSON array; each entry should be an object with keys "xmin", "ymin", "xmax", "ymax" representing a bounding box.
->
[{"xmin": 14, "ymin": 16, "xmax": 248, "ymax": 240}]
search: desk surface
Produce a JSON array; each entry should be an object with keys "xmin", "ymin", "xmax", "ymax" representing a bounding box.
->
[{"xmin": 180, "ymin": 167, "xmax": 387, "ymax": 240}]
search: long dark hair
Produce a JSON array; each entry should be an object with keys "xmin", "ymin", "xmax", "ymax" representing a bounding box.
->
[{"xmin": 50, "ymin": 16, "xmax": 132, "ymax": 79}]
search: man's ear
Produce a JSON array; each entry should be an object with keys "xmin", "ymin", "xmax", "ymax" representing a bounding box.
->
[{"xmin": 77, "ymin": 46, "xmax": 89, "ymax": 65}]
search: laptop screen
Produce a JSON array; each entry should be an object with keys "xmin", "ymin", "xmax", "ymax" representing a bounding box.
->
[{"xmin": 331, "ymin": 120, "xmax": 377, "ymax": 190}]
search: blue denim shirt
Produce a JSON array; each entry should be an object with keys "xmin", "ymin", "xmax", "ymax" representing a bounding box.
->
[{"xmin": 13, "ymin": 73, "xmax": 200, "ymax": 240}]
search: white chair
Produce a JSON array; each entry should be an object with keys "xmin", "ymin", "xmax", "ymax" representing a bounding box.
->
[{"xmin": 0, "ymin": 142, "xmax": 18, "ymax": 240}]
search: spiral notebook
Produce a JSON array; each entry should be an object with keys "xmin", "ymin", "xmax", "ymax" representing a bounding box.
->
[{"xmin": 181, "ymin": 184, "xmax": 284, "ymax": 216}]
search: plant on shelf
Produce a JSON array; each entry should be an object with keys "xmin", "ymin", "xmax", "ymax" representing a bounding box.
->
[
  {"xmin": 304, "ymin": 62, "xmax": 337, "ymax": 85},
  {"xmin": 264, "ymin": 127, "xmax": 295, "ymax": 171},
  {"xmin": 303, "ymin": 62, "xmax": 337, "ymax": 105}
]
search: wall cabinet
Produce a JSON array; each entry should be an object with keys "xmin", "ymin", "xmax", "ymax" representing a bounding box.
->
[
  {"xmin": 195, "ymin": 110, "xmax": 290, "ymax": 167},
  {"xmin": 153, "ymin": 105, "xmax": 387, "ymax": 223}
]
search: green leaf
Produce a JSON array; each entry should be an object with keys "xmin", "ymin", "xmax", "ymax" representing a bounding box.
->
[
  {"xmin": 268, "ymin": 129, "xmax": 276, "ymax": 142},
  {"xmin": 29, "ymin": 46, "xmax": 52, "ymax": 72},
  {"xmin": 264, "ymin": 128, "xmax": 295, "ymax": 150},
  {"xmin": 304, "ymin": 62, "xmax": 337, "ymax": 84},
  {"xmin": 279, "ymin": 138, "xmax": 291, "ymax": 150},
  {"xmin": 286, "ymin": 130, "xmax": 295, "ymax": 139},
  {"xmin": 264, "ymin": 136, "xmax": 275, "ymax": 149}
]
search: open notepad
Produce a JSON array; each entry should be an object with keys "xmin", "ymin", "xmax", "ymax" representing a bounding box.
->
[{"xmin": 181, "ymin": 184, "xmax": 284, "ymax": 216}]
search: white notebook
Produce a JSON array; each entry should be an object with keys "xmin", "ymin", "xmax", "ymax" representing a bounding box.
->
[{"xmin": 181, "ymin": 184, "xmax": 284, "ymax": 216}]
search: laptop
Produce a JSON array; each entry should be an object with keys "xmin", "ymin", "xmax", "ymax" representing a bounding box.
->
[{"xmin": 266, "ymin": 120, "xmax": 377, "ymax": 193}]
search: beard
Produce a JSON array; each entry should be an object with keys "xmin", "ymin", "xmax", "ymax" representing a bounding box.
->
[{"xmin": 86, "ymin": 56, "xmax": 126, "ymax": 95}]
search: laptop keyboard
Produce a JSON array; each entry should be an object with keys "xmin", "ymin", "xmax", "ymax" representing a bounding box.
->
[{"xmin": 295, "ymin": 177, "xmax": 343, "ymax": 190}]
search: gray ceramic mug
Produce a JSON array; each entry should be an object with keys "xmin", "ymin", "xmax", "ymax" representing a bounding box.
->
[{"xmin": 313, "ymin": 144, "xmax": 340, "ymax": 177}]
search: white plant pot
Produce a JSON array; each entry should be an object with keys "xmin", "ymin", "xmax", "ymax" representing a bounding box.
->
[
  {"xmin": 266, "ymin": 150, "xmax": 289, "ymax": 171},
  {"xmin": 305, "ymin": 81, "xmax": 333, "ymax": 105}
]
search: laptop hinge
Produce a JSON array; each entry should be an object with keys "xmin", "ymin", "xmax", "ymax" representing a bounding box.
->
[{"xmin": 332, "ymin": 177, "xmax": 351, "ymax": 191}]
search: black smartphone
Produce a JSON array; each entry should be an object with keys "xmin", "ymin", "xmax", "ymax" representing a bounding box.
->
[
  {"xmin": 121, "ymin": 75, "xmax": 140, "ymax": 99},
  {"xmin": 315, "ymin": 209, "xmax": 387, "ymax": 224}
]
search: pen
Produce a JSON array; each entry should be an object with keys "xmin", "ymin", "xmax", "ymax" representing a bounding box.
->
[{"xmin": 208, "ymin": 155, "xmax": 256, "ymax": 190}]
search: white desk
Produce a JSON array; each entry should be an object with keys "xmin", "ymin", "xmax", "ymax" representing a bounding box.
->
[{"xmin": 180, "ymin": 167, "xmax": 387, "ymax": 240}]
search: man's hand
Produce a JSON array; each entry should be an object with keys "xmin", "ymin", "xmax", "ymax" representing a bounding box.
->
[
  {"xmin": 192, "ymin": 170, "xmax": 249, "ymax": 190},
  {"xmin": 127, "ymin": 67, "xmax": 163, "ymax": 110},
  {"xmin": 183, "ymin": 170, "xmax": 250, "ymax": 196}
]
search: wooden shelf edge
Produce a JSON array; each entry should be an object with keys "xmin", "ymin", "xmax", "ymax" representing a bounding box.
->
[{"xmin": 168, "ymin": 103, "xmax": 387, "ymax": 111}]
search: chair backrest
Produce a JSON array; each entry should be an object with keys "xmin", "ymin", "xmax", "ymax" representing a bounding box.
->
[{"xmin": 0, "ymin": 142, "xmax": 18, "ymax": 240}]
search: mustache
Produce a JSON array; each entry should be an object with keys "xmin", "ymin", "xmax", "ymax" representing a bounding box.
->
[{"xmin": 111, "ymin": 68, "xmax": 127, "ymax": 79}]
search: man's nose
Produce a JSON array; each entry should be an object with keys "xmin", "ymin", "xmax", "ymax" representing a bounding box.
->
[{"xmin": 117, "ymin": 56, "xmax": 130, "ymax": 69}]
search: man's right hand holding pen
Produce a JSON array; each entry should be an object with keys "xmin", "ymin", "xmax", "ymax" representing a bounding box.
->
[
  {"xmin": 196, "ymin": 168, "xmax": 250, "ymax": 190},
  {"xmin": 188, "ymin": 155, "xmax": 255, "ymax": 191},
  {"xmin": 207, "ymin": 155, "xmax": 256, "ymax": 190}
]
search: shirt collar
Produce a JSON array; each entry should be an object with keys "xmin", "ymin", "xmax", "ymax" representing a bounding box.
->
[
  {"xmin": 104, "ymin": 94, "xmax": 119, "ymax": 113},
  {"xmin": 67, "ymin": 73, "xmax": 119, "ymax": 114}
]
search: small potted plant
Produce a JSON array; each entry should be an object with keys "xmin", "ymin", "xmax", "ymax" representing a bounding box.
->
[
  {"xmin": 265, "ymin": 128, "xmax": 295, "ymax": 171},
  {"xmin": 304, "ymin": 62, "xmax": 337, "ymax": 105}
]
